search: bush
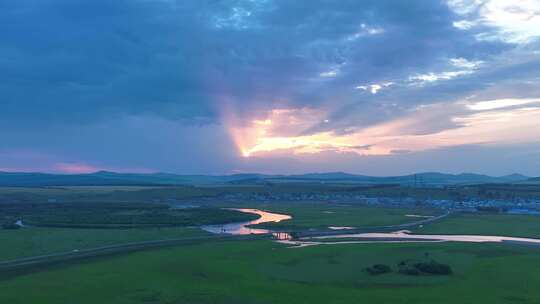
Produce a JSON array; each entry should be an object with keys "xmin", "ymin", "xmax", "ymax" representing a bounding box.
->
[
  {"xmin": 414, "ymin": 261, "xmax": 453, "ymax": 275},
  {"xmin": 398, "ymin": 259, "xmax": 452, "ymax": 276},
  {"xmin": 364, "ymin": 264, "xmax": 392, "ymax": 275},
  {"xmin": 398, "ymin": 267, "xmax": 421, "ymax": 276}
]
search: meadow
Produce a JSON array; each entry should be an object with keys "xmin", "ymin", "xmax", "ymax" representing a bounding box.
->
[
  {"xmin": 0, "ymin": 202, "xmax": 436, "ymax": 261},
  {"xmin": 1, "ymin": 239, "xmax": 540, "ymax": 303},
  {"xmin": 1, "ymin": 200, "xmax": 257, "ymax": 228},
  {"xmin": 243, "ymin": 202, "xmax": 440, "ymax": 230},
  {"xmin": 0, "ymin": 227, "xmax": 208, "ymax": 261}
]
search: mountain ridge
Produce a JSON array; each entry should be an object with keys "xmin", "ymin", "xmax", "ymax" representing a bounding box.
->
[{"xmin": 0, "ymin": 171, "xmax": 531, "ymax": 187}]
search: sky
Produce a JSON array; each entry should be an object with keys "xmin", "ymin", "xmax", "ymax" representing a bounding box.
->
[{"xmin": 1, "ymin": 0, "xmax": 540, "ymax": 176}]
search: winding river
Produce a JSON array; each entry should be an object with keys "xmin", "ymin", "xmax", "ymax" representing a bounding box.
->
[
  {"xmin": 201, "ymin": 208, "xmax": 291, "ymax": 235},
  {"xmin": 278, "ymin": 230, "xmax": 540, "ymax": 248},
  {"xmin": 202, "ymin": 208, "xmax": 540, "ymax": 247}
]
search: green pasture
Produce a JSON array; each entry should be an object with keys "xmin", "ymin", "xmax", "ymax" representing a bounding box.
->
[
  {"xmin": 1, "ymin": 240, "xmax": 539, "ymax": 303},
  {"xmin": 245, "ymin": 203, "xmax": 439, "ymax": 230},
  {"xmin": 0, "ymin": 227, "xmax": 209, "ymax": 261}
]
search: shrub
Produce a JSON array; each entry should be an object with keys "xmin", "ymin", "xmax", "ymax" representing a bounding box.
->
[
  {"xmin": 364, "ymin": 264, "xmax": 392, "ymax": 275},
  {"xmin": 398, "ymin": 259, "xmax": 452, "ymax": 276},
  {"xmin": 414, "ymin": 261, "xmax": 453, "ymax": 275},
  {"xmin": 398, "ymin": 267, "xmax": 421, "ymax": 276}
]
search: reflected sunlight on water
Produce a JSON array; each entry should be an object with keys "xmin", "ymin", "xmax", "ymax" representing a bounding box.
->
[
  {"xmin": 279, "ymin": 230, "xmax": 540, "ymax": 248},
  {"xmin": 201, "ymin": 208, "xmax": 291, "ymax": 235}
]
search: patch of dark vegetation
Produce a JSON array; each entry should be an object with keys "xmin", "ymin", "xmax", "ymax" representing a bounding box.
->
[
  {"xmin": 364, "ymin": 264, "xmax": 392, "ymax": 275},
  {"xmin": 365, "ymin": 254, "xmax": 452, "ymax": 277},
  {"xmin": 398, "ymin": 259, "xmax": 452, "ymax": 276},
  {"xmin": 0, "ymin": 202, "xmax": 258, "ymax": 228}
]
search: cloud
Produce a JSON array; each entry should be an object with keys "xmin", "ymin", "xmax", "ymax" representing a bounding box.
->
[
  {"xmin": 230, "ymin": 97, "xmax": 540, "ymax": 159},
  {"xmin": 467, "ymin": 98, "xmax": 540, "ymax": 111},
  {"xmin": 448, "ymin": 0, "xmax": 540, "ymax": 44},
  {"xmin": 1, "ymin": 0, "xmax": 539, "ymax": 175},
  {"xmin": 407, "ymin": 57, "xmax": 483, "ymax": 85},
  {"xmin": 1, "ymin": 0, "xmax": 506, "ymax": 128},
  {"xmin": 355, "ymin": 82, "xmax": 393, "ymax": 94},
  {"xmin": 53, "ymin": 163, "xmax": 102, "ymax": 174}
]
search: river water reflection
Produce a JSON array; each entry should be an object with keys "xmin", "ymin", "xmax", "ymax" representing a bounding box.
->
[
  {"xmin": 201, "ymin": 208, "xmax": 291, "ymax": 235},
  {"xmin": 202, "ymin": 209, "xmax": 540, "ymax": 248},
  {"xmin": 279, "ymin": 230, "xmax": 540, "ymax": 247}
]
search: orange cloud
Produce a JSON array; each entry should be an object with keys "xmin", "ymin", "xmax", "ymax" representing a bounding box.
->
[{"xmin": 224, "ymin": 99, "xmax": 540, "ymax": 158}]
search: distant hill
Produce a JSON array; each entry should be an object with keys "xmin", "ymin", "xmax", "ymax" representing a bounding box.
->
[
  {"xmin": 257, "ymin": 172, "xmax": 529, "ymax": 186},
  {"xmin": 0, "ymin": 172, "xmax": 135, "ymax": 187},
  {"xmin": 0, "ymin": 171, "xmax": 530, "ymax": 187},
  {"xmin": 519, "ymin": 177, "xmax": 540, "ymax": 185}
]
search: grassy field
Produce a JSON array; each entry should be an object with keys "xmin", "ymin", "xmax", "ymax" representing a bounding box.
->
[
  {"xmin": 1, "ymin": 239, "xmax": 540, "ymax": 303},
  {"xmin": 2, "ymin": 201, "xmax": 540, "ymax": 303},
  {"xmin": 0, "ymin": 185, "xmax": 219, "ymax": 204},
  {"xmin": 1, "ymin": 200, "xmax": 258, "ymax": 228},
  {"xmin": 0, "ymin": 203, "xmax": 440, "ymax": 261},
  {"xmin": 0, "ymin": 227, "xmax": 209, "ymax": 261},
  {"xmin": 242, "ymin": 203, "xmax": 439, "ymax": 230},
  {"xmin": 414, "ymin": 212, "xmax": 540, "ymax": 238}
]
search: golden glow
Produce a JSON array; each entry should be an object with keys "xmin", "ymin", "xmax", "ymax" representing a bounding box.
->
[{"xmin": 224, "ymin": 99, "xmax": 540, "ymax": 159}]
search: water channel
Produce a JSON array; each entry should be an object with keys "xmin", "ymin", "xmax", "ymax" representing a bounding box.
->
[{"xmin": 202, "ymin": 208, "xmax": 540, "ymax": 247}]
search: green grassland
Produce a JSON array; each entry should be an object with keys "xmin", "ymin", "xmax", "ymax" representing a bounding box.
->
[
  {"xmin": 1, "ymin": 200, "xmax": 258, "ymax": 228},
  {"xmin": 21, "ymin": 207, "xmax": 258, "ymax": 228},
  {"xmin": 0, "ymin": 185, "xmax": 219, "ymax": 204},
  {"xmin": 414, "ymin": 212, "xmax": 540, "ymax": 238},
  {"xmin": 0, "ymin": 202, "xmax": 441, "ymax": 262},
  {"xmin": 243, "ymin": 202, "xmax": 439, "ymax": 230},
  {"xmin": 0, "ymin": 227, "xmax": 209, "ymax": 261},
  {"xmin": 1, "ymin": 240, "xmax": 540, "ymax": 303}
]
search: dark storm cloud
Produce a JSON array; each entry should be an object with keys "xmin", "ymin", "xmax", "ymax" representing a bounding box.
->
[
  {"xmin": 0, "ymin": 0, "xmax": 507, "ymax": 129},
  {"xmin": 1, "ymin": 0, "xmax": 219, "ymax": 126},
  {"xmin": 1, "ymin": 0, "xmax": 539, "ymax": 174}
]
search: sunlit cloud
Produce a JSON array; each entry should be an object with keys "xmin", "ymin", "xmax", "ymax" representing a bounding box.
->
[
  {"xmin": 450, "ymin": 57, "xmax": 483, "ymax": 69},
  {"xmin": 409, "ymin": 70, "xmax": 473, "ymax": 83},
  {"xmin": 467, "ymin": 98, "xmax": 540, "ymax": 111},
  {"xmin": 54, "ymin": 163, "xmax": 101, "ymax": 174},
  {"xmin": 448, "ymin": 0, "xmax": 540, "ymax": 43},
  {"xmin": 226, "ymin": 98, "xmax": 540, "ymax": 159},
  {"xmin": 408, "ymin": 58, "xmax": 482, "ymax": 85},
  {"xmin": 319, "ymin": 69, "xmax": 339, "ymax": 78},
  {"xmin": 453, "ymin": 20, "xmax": 476, "ymax": 30},
  {"xmin": 223, "ymin": 106, "xmax": 331, "ymax": 157},
  {"xmin": 356, "ymin": 82, "xmax": 393, "ymax": 94}
]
